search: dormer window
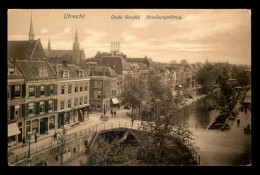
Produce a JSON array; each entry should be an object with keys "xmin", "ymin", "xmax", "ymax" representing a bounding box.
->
[
  {"xmin": 63, "ymin": 71, "xmax": 69, "ymax": 78},
  {"xmin": 9, "ymin": 67, "xmax": 15, "ymax": 75},
  {"xmin": 79, "ymin": 71, "xmax": 84, "ymax": 77},
  {"xmin": 39, "ymin": 67, "xmax": 48, "ymax": 77}
]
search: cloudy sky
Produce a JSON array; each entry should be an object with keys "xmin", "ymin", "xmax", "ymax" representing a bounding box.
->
[{"xmin": 8, "ymin": 9, "xmax": 251, "ymax": 65}]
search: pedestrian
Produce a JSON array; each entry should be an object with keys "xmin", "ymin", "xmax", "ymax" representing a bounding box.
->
[
  {"xmin": 111, "ymin": 108, "xmax": 113, "ymax": 117},
  {"xmin": 35, "ymin": 134, "xmax": 37, "ymax": 143},
  {"xmin": 54, "ymin": 132, "xmax": 57, "ymax": 140},
  {"xmin": 114, "ymin": 111, "xmax": 116, "ymax": 117},
  {"xmin": 245, "ymin": 108, "xmax": 248, "ymax": 114},
  {"xmin": 237, "ymin": 119, "xmax": 240, "ymax": 127},
  {"xmin": 22, "ymin": 138, "xmax": 25, "ymax": 148}
]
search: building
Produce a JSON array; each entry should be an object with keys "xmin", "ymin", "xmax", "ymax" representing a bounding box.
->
[
  {"xmin": 8, "ymin": 62, "xmax": 26, "ymax": 146},
  {"xmin": 89, "ymin": 76, "xmax": 119, "ymax": 113},
  {"xmin": 11, "ymin": 60, "xmax": 58, "ymax": 141},
  {"xmin": 51, "ymin": 61, "xmax": 90, "ymax": 129},
  {"xmin": 44, "ymin": 30, "xmax": 86, "ymax": 64}
]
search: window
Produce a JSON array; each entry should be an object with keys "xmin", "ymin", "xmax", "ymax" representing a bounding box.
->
[
  {"xmin": 61, "ymin": 85, "xmax": 65, "ymax": 95},
  {"xmin": 8, "ymin": 86, "xmax": 10, "ymax": 99},
  {"xmin": 80, "ymin": 83, "xmax": 83, "ymax": 92},
  {"xmin": 49, "ymin": 100, "xmax": 54, "ymax": 111},
  {"xmin": 97, "ymin": 90, "xmax": 101, "ymax": 98},
  {"xmin": 15, "ymin": 85, "xmax": 21, "ymax": 98},
  {"xmin": 68, "ymin": 99, "xmax": 71, "ymax": 108},
  {"xmin": 39, "ymin": 101, "xmax": 45, "ymax": 114},
  {"xmin": 9, "ymin": 67, "xmax": 15, "ymax": 75},
  {"xmin": 97, "ymin": 81, "xmax": 102, "ymax": 89},
  {"xmin": 40, "ymin": 86, "xmax": 45, "ymax": 96},
  {"xmin": 39, "ymin": 67, "xmax": 48, "ymax": 77},
  {"xmin": 84, "ymin": 83, "xmax": 88, "ymax": 91},
  {"xmin": 15, "ymin": 105, "xmax": 20, "ymax": 118},
  {"xmin": 29, "ymin": 103, "xmax": 35, "ymax": 115},
  {"xmin": 74, "ymin": 98, "xmax": 78, "ymax": 107},
  {"xmin": 60, "ymin": 101, "xmax": 64, "ymax": 110},
  {"xmin": 79, "ymin": 97, "xmax": 83, "ymax": 105},
  {"xmin": 29, "ymin": 86, "xmax": 35, "ymax": 97},
  {"xmin": 63, "ymin": 71, "xmax": 69, "ymax": 78},
  {"xmin": 50, "ymin": 85, "xmax": 54, "ymax": 95},
  {"xmin": 68, "ymin": 84, "xmax": 72, "ymax": 93},
  {"xmin": 49, "ymin": 116, "xmax": 55, "ymax": 130},
  {"xmin": 64, "ymin": 113, "xmax": 69, "ymax": 125},
  {"xmin": 75, "ymin": 83, "xmax": 78, "ymax": 93},
  {"xmin": 79, "ymin": 71, "xmax": 84, "ymax": 77},
  {"xmin": 84, "ymin": 96, "xmax": 88, "ymax": 104}
]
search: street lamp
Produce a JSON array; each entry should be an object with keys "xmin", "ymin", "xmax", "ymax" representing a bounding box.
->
[{"xmin": 27, "ymin": 131, "xmax": 32, "ymax": 166}]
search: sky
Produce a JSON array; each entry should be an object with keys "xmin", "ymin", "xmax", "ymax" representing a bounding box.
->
[{"xmin": 8, "ymin": 9, "xmax": 251, "ymax": 65}]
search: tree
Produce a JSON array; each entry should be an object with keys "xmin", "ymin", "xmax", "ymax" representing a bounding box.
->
[
  {"xmin": 57, "ymin": 127, "xmax": 68, "ymax": 166},
  {"xmin": 236, "ymin": 72, "xmax": 249, "ymax": 87}
]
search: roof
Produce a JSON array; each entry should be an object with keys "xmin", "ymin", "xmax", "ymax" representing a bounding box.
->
[
  {"xmin": 8, "ymin": 40, "xmax": 46, "ymax": 60},
  {"xmin": 127, "ymin": 58, "xmax": 146, "ymax": 63},
  {"xmin": 99, "ymin": 56, "xmax": 132, "ymax": 74},
  {"xmin": 10, "ymin": 60, "xmax": 57, "ymax": 80},
  {"xmin": 90, "ymin": 66, "xmax": 117, "ymax": 77},
  {"xmin": 44, "ymin": 49, "xmax": 85, "ymax": 60},
  {"xmin": 52, "ymin": 63, "xmax": 89, "ymax": 79}
]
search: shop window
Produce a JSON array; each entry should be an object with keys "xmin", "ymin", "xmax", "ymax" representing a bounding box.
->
[
  {"xmin": 64, "ymin": 114, "xmax": 69, "ymax": 125},
  {"xmin": 40, "ymin": 101, "xmax": 45, "ymax": 114},
  {"xmin": 49, "ymin": 116, "xmax": 55, "ymax": 130},
  {"xmin": 29, "ymin": 103, "xmax": 35, "ymax": 115},
  {"xmin": 29, "ymin": 86, "xmax": 35, "ymax": 97},
  {"xmin": 15, "ymin": 85, "xmax": 21, "ymax": 98},
  {"xmin": 26, "ymin": 121, "xmax": 31, "ymax": 135}
]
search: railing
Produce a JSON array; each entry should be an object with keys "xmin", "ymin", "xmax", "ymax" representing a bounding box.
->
[{"xmin": 9, "ymin": 121, "xmax": 200, "ymax": 165}]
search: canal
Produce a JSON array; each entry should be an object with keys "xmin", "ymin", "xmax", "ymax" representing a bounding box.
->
[{"xmin": 65, "ymin": 96, "xmax": 219, "ymax": 166}]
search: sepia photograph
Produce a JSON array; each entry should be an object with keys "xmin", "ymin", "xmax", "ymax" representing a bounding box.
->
[{"xmin": 7, "ymin": 9, "xmax": 251, "ymax": 166}]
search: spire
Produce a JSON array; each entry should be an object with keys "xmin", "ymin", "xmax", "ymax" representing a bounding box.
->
[
  {"xmin": 29, "ymin": 11, "xmax": 34, "ymax": 41},
  {"xmin": 48, "ymin": 36, "xmax": 51, "ymax": 51},
  {"xmin": 73, "ymin": 29, "xmax": 80, "ymax": 51}
]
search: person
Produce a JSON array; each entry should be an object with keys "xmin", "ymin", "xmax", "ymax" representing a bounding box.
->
[
  {"xmin": 237, "ymin": 119, "xmax": 240, "ymax": 127},
  {"xmin": 54, "ymin": 132, "xmax": 57, "ymax": 140},
  {"xmin": 22, "ymin": 138, "xmax": 25, "ymax": 148},
  {"xmin": 114, "ymin": 110, "xmax": 116, "ymax": 117},
  {"xmin": 35, "ymin": 134, "xmax": 37, "ymax": 143},
  {"xmin": 111, "ymin": 109, "xmax": 113, "ymax": 117},
  {"xmin": 245, "ymin": 108, "xmax": 248, "ymax": 114}
]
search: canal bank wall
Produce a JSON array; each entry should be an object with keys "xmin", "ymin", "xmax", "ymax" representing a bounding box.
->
[{"xmin": 13, "ymin": 132, "xmax": 96, "ymax": 166}]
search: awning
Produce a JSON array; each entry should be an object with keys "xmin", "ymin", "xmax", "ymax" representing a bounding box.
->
[
  {"xmin": 111, "ymin": 98, "xmax": 119, "ymax": 104},
  {"xmin": 8, "ymin": 123, "xmax": 20, "ymax": 137}
]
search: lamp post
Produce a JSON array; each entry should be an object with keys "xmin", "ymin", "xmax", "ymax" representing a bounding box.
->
[{"xmin": 27, "ymin": 131, "xmax": 32, "ymax": 166}]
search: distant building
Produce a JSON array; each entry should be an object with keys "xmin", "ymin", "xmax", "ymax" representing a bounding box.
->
[
  {"xmin": 44, "ymin": 30, "xmax": 86, "ymax": 64},
  {"xmin": 51, "ymin": 61, "xmax": 90, "ymax": 128}
]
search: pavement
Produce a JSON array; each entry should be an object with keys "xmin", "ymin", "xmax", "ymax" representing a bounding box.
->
[{"xmin": 191, "ymin": 104, "xmax": 251, "ymax": 166}]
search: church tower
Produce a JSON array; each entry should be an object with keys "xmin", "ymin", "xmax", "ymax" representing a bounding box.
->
[
  {"xmin": 73, "ymin": 29, "xmax": 80, "ymax": 51},
  {"xmin": 29, "ymin": 12, "xmax": 34, "ymax": 41},
  {"xmin": 48, "ymin": 36, "xmax": 51, "ymax": 51}
]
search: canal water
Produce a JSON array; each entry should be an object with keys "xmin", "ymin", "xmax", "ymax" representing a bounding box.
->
[
  {"xmin": 65, "ymin": 96, "xmax": 219, "ymax": 166},
  {"xmin": 179, "ymin": 96, "xmax": 219, "ymax": 129}
]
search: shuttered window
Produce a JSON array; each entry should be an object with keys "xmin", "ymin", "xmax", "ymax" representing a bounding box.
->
[{"xmin": 29, "ymin": 86, "xmax": 35, "ymax": 97}]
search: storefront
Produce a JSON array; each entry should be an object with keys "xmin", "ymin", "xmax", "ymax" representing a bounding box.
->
[{"xmin": 8, "ymin": 123, "xmax": 20, "ymax": 147}]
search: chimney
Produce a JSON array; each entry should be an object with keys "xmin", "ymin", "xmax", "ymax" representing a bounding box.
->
[{"xmin": 62, "ymin": 60, "xmax": 67, "ymax": 67}]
